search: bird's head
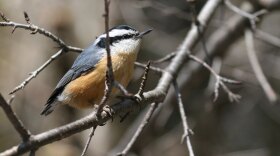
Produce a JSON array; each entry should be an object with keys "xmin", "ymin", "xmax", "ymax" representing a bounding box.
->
[{"xmin": 95, "ymin": 25, "xmax": 152, "ymax": 54}]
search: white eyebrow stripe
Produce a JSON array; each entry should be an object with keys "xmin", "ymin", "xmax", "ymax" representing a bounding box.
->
[
  {"xmin": 94, "ymin": 37, "xmax": 101, "ymax": 45},
  {"xmin": 99, "ymin": 29, "xmax": 137, "ymax": 38}
]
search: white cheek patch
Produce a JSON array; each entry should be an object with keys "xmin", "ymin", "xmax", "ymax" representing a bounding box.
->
[
  {"xmin": 111, "ymin": 39, "xmax": 141, "ymax": 55},
  {"xmin": 94, "ymin": 37, "xmax": 101, "ymax": 44}
]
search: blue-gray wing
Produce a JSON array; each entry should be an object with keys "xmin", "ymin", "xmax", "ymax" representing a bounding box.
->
[{"xmin": 41, "ymin": 44, "xmax": 104, "ymax": 115}]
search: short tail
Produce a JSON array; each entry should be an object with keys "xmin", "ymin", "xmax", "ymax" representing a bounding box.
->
[
  {"xmin": 41, "ymin": 102, "xmax": 58, "ymax": 116},
  {"xmin": 41, "ymin": 87, "xmax": 64, "ymax": 116}
]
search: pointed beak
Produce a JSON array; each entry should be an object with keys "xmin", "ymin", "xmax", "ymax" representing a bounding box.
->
[{"xmin": 137, "ymin": 29, "xmax": 152, "ymax": 38}]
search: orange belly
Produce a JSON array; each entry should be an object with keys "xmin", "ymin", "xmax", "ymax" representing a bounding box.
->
[{"xmin": 60, "ymin": 52, "xmax": 137, "ymax": 108}]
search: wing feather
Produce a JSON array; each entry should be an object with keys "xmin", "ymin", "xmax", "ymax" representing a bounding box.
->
[{"xmin": 41, "ymin": 44, "xmax": 104, "ymax": 115}]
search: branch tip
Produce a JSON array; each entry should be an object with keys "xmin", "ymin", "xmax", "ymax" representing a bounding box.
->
[
  {"xmin": 23, "ymin": 11, "xmax": 30, "ymax": 24},
  {"xmin": 0, "ymin": 11, "xmax": 10, "ymax": 22},
  {"xmin": 137, "ymin": 61, "xmax": 151, "ymax": 96}
]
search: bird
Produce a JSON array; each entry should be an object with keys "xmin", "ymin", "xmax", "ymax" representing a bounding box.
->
[{"xmin": 41, "ymin": 25, "xmax": 152, "ymax": 116}]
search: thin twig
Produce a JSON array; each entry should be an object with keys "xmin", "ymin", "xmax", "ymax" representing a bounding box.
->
[
  {"xmin": 255, "ymin": 29, "xmax": 280, "ymax": 48},
  {"xmin": 8, "ymin": 94, "xmax": 15, "ymax": 105},
  {"xmin": 23, "ymin": 12, "xmax": 38, "ymax": 35},
  {"xmin": 188, "ymin": 1, "xmax": 211, "ymax": 64},
  {"xmin": 206, "ymin": 57, "xmax": 222, "ymax": 92},
  {"xmin": 151, "ymin": 52, "xmax": 176, "ymax": 64},
  {"xmin": 81, "ymin": 126, "xmax": 97, "ymax": 156},
  {"xmin": 0, "ymin": 12, "xmax": 82, "ymax": 52},
  {"xmin": 225, "ymin": 0, "xmax": 267, "ymax": 29},
  {"xmin": 114, "ymin": 81, "xmax": 129, "ymax": 95},
  {"xmin": 9, "ymin": 49, "xmax": 66, "ymax": 94},
  {"xmin": 0, "ymin": 12, "xmax": 82, "ymax": 94},
  {"xmin": 0, "ymin": 94, "xmax": 31, "ymax": 141},
  {"xmin": 97, "ymin": 0, "xmax": 114, "ymax": 115},
  {"xmin": 0, "ymin": 11, "xmax": 10, "ymax": 22},
  {"xmin": 137, "ymin": 61, "xmax": 151, "ymax": 96},
  {"xmin": 225, "ymin": 0, "xmax": 258, "ymax": 20},
  {"xmin": 173, "ymin": 81, "xmax": 194, "ymax": 156},
  {"xmin": 117, "ymin": 102, "xmax": 159, "ymax": 156},
  {"xmin": 23, "ymin": 11, "xmax": 31, "ymax": 24},
  {"xmin": 245, "ymin": 29, "xmax": 278, "ymax": 103},
  {"xmin": 188, "ymin": 54, "xmax": 241, "ymax": 102},
  {"xmin": 135, "ymin": 62, "xmax": 164, "ymax": 74}
]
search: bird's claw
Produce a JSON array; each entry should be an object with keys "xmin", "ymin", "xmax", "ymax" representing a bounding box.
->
[{"xmin": 103, "ymin": 105, "xmax": 114, "ymax": 122}]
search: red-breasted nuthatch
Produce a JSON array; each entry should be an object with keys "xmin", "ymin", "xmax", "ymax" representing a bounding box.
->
[{"xmin": 41, "ymin": 25, "xmax": 152, "ymax": 115}]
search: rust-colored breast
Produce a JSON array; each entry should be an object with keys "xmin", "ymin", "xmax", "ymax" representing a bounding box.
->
[{"xmin": 61, "ymin": 52, "xmax": 137, "ymax": 108}]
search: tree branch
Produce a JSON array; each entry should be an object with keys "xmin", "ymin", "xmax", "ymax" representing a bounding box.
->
[
  {"xmin": 188, "ymin": 54, "xmax": 241, "ymax": 102},
  {"xmin": 0, "ymin": 94, "xmax": 31, "ymax": 142},
  {"xmin": 245, "ymin": 28, "xmax": 278, "ymax": 103},
  {"xmin": 255, "ymin": 29, "xmax": 280, "ymax": 48},
  {"xmin": 97, "ymin": 0, "xmax": 114, "ymax": 115},
  {"xmin": 173, "ymin": 81, "xmax": 194, "ymax": 156},
  {"xmin": 9, "ymin": 49, "xmax": 65, "ymax": 94},
  {"xmin": 81, "ymin": 126, "xmax": 97, "ymax": 156},
  {"xmin": 117, "ymin": 102, "xmax": 159, "ymax": 156},
  {"xmin": 0, "ymin": 12, "xmax": 83, "ymax": 95},
  {"xmin": 225, "ymin": 0, "xmax": 267, "ymax": 29},
  {"xmin": 0, "ymin": 12, "xmax": 82, "ymax": 53}
]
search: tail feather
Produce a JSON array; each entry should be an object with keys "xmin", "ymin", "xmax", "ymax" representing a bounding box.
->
[
  {"xmin": 41, "ymin": 87, "xmax": 64, "ymax": 116},
  {"xmin": 41, "ymin": 102, "xmax": 58, "ymax": 116}
]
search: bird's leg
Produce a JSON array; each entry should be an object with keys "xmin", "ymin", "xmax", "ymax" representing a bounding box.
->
[
  {"xmin": 103, "ymin": 105, "xmax": 114, "ymax": 122},
  {"xmin": 93, "ymin": 104, "xmax": 114, "ymax": 124}
]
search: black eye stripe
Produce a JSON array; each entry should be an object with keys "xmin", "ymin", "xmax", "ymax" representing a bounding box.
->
[
  {"xmin": 97, "ymin": 38, "xmax": 106, "ymax": 48},
  {"xmin": 110, "ymin": 34, "xmax": 137, "ymax": 43},
  {"xmin": 97, "ymin": 33, "xmax": 139, "ymax": 48}
]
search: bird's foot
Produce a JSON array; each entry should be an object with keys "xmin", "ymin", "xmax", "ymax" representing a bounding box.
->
[{"xmin": 95, "ymin": 105, "xmax": 114, "ymax": 126}]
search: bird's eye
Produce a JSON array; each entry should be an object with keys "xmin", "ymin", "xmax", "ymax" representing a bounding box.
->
[{"xmin": 97, "ymin": 38, "xmax": 106, "ymax": 48}]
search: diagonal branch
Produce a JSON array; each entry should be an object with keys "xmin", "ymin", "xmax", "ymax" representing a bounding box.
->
[
  {"xmin": 173, "ymin": 81, "xmax": 194, "ymax": 156},
  {"xmin": 225, "ymin": 0, "xmax": 267, "ymax": 29},
  {"xmin": 255, "ymin": 29, "xmax": 280, "ymax": 48},
  {"xmin": 135, "ymin": 62, "xmax": 164, "ymax": 73},
  {"xmin": 188, "ymin": 54, "xmax": 241, "ymax": 102},
  {"xmin": 81, "ymin": 126, "xmax": 97, "ymax": 156},
  {"xmin": 0, "ymin": 12, "xmax": 82, "ymax": 52},
  {"xmin": 245, "ymin": 29, "xmax": 278, "ymax": 103},
  {"xmin": 188, "ymin": 0, "xmax": 211, "ymax": 64},
  {"xmin": 0, "ymin": 12, "xmax": 83, "ymax": 95},
  {"xmin": 0, "ymin": 94, "xmax": 31, "ymax": 142},
  {"xmin": 9, "ymin": 49, "xmax": 65, "ymax": 94},
  {"xmin": 117, "ymin": 102, "xmax": 159, "ymax": 156}
]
